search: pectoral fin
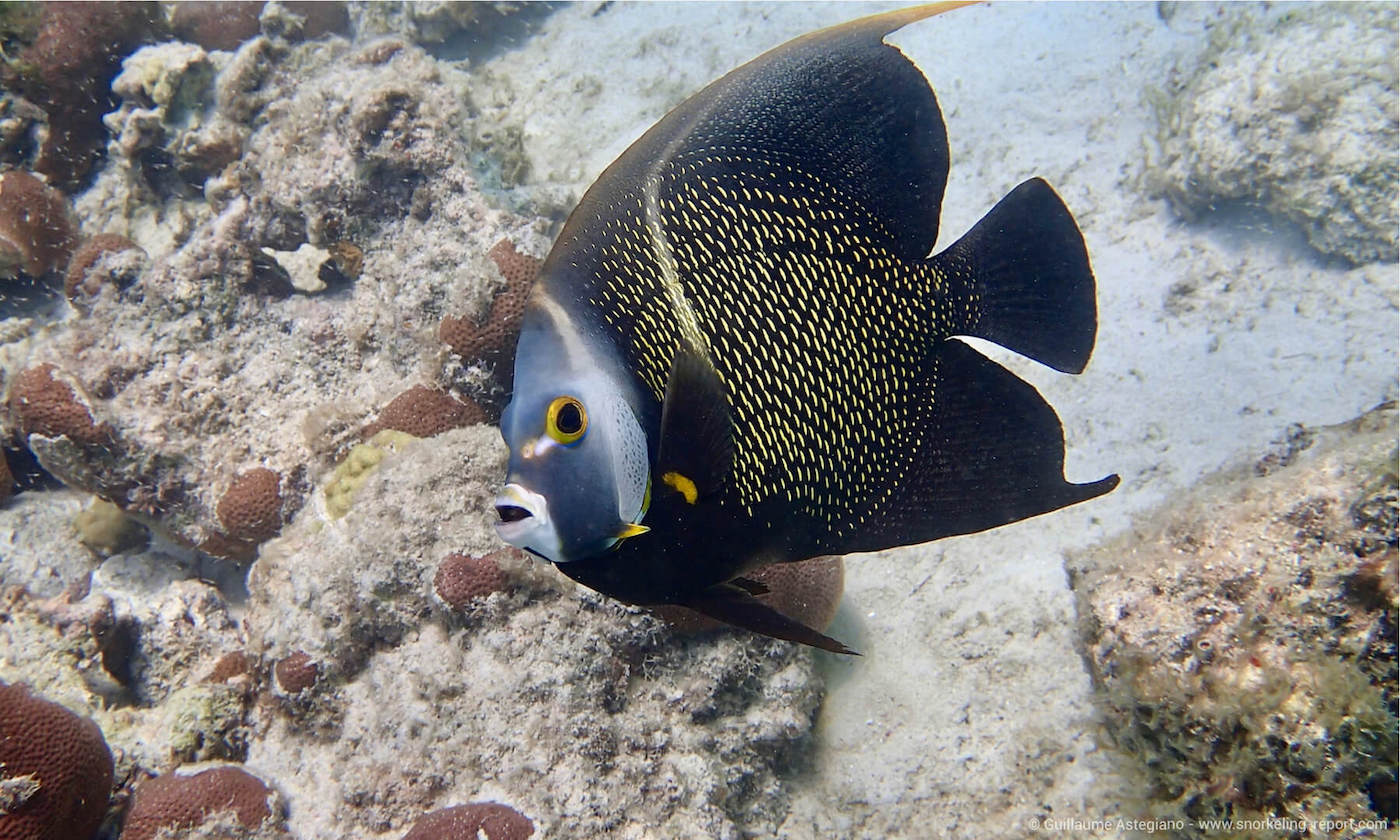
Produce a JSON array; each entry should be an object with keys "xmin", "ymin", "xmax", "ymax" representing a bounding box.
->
[
  {"xmin": 685, "ymin": 582, "xmax": 858, "ymax": 655},
  {"xmin": 655, "ymin": 345, "xmax": 734, "ymax": 504}
]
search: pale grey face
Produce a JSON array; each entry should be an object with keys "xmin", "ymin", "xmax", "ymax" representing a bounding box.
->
[{"xmin": 495, "ymin": 298, "xmax": 650, "ymax": 564}]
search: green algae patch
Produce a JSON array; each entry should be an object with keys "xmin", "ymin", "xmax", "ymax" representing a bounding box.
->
[
  {"xmin": 162, "ymin": 682, "xmax": 249, "ymax": 763},
  {"xmin": 324, "ymin": 430, "xmax": 420, "ymax": 520}
]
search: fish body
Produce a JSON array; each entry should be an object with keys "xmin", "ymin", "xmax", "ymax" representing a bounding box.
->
[{"xmin": 495, "ymin": 4, "xmax": 1118, "ymax": 653}]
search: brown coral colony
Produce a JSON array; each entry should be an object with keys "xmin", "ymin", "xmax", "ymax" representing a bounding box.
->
[
  {"xmin": 0, "ymin": 681, "xmax": 115, "ymax": 840},
  {"xmin": 8, "ymin": 363, "xmax": 111, "ymax": 446},
  {"xmin": 63, "ymin": 233, "xmax": 144, "ymax": 301},
  {"xmin": 273, "ymin": 650, "xmax": 318, "ymax": 694},
  {"xmin": 0, "ymin": 170, "xmax": 77, "ymax": 280},
  {"xmin": 439, "ymin": 238, "xmax": 540, "ymax": 367},
  {"xmin": 401, "ymin": 802, "xmax": 535, "ymax": 840},
  {"xmin": 216, "ymin": 467, "xmax": 284, "ymax": 543},
  {"xmin": 434, "ymin": 550, "xmax": 510, "ymax": 609},
  {"xmin": 363, "ymin": 384, "xmax": 485, "ymax": 439},
  {"xmin": 119, "ymin": 766, "xmax": 277, "ymax": 840}
]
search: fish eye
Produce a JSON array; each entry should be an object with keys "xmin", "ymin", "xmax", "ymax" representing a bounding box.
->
[{"xmin": 545, "ymin": 396, "xmax": 588, "ymax": 445}]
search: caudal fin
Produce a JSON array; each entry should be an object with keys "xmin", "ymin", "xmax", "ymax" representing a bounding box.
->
[{"xmin": 934, "ymin": 178, "xmax": 1097, "ymax": 373}]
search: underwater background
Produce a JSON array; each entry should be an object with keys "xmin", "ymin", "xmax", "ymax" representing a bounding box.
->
[{"xmin": 0, "ymin": 2, "xmax": 1394, "ymax": 838}]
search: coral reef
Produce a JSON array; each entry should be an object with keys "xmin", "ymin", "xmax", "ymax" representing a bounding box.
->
[
  {"xmin": 119, "ymin": 766, "xmax": 283, "ymax": 840},
  {"xmin": 244, "ymin": 425, "xmax": 826, "ymax": 836},
  {"xmin": 432, "ymin": 549, "xmax": 511, "ymax": 610},
  {"xmin": 1, "ymin": 29, "xmax": 546, "ymax": 557},
  {"xmin": 12, "ymin": 2, "xmax": 164, "ymax": 188},
  {"xmin": 0, "ymin": 170, "xmax": 77, "ymax": 281},
  {"xmin": 0, "ymin": 451, "xmax": 10, "ymax": 502},
  {"xmin": 1070, "ymin": 405, "xmax": 1398, "ymax": 835},
  {"xmin": 0, "ymin": 681, "xmax": 114, "ymax": 840},
  {"xmin": 400, "ymin": 802, "xmax": 535, "ymax": 840},
  {"xmin": 1145, "ymin": 4, "xmax": 1399, "ymax": 265}
]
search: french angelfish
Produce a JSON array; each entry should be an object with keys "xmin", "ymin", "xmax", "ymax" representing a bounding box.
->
[{"xmin": 494, "ymin": 3, "xmax": 1119, "ymax": 654}]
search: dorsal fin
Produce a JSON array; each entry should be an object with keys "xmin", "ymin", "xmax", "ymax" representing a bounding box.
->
[{"xmin": 561, "ymin": 4, "xmax": 968, "ymax": 265}]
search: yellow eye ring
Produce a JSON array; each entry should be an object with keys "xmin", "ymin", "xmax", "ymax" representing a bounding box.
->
[{"xmin": 545, "ymin": 396, "xmax": 588, "ymax": 445}]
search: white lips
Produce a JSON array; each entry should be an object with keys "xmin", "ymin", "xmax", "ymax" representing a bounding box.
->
[{"xmin": 493, "ymin": 483, "xmax": 550, "ymax": 545}]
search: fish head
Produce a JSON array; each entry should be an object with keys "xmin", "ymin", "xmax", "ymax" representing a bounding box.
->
[{"xmin": 495, "ymin": 299, "xmax": 651, "ymax": 563}]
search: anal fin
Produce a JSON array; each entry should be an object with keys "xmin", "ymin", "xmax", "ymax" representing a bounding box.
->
[
  {"xmin": 686, "ymin": 583, "xmax": 858, "ymax": 655},
  {"xmin": 833, "ymin": 338, "xmax": 1118, "ymax": 556}
]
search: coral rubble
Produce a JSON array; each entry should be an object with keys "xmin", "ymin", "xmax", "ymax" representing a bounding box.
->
[{"xmin": 1071, "ymin": 405, "xmax": 1398, "ymax": 835}]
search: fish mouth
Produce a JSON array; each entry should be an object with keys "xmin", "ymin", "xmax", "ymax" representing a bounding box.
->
[
  {"xmin": 495, "ymin": 504, "xmax": 532, "ymax": 523},
  {"xmin": 493, "ymin": 483, "xmax": 549, "ymax": 546}
]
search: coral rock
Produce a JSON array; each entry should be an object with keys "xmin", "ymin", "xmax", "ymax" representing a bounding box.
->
[
  {"xmin": 215, "ymin": 467, "xmax": 284, "ymax": 543},
  {"xmin": 1146, "ymin": 4, "xmax": 1399, "ymax": 265},
  {"xmin": 433, "ymin": 550, "xmax": 510, "ymax": 610},
  {"xmin": 63, "ymin": 233, "xmax": 145, "ymax": 302},
  {"xmin": 1070, "ymin": 406, "xmax": 1398, "ymax": 829},
  {"xmin": 169, "ymin": 1, "xmax": 265, "ymax": 52},
  {"xmin": 439, "ymin": 238, "xmax": 540, "ymax": 370},
  {"xmin": 401, "ymin": 802, "xmax": 535, "ymax": 840},
  {"xmin": 8, "ymin": 364, "xmax": 111, "ymax": 446},
  {"xmin": 0, "ymin": 452, "xmax": 11, "ymax": 503},
  {"xmin": 0, "ymin": 170, "xmax": 77, "ymax": 279},
  {"xmin": 653, "ymin": 555, "xmax": 845, "ymax": 636},
  {"xmin": 272, "ymin": 650, "xmax": 318, "ymax": 695},
  {"xmin": 362, "ymin": 385, "xmax": 485, "ymax": 440},
  {"xmin": 17, "ymin": 2, "xmax": 163, "ymax": 188},
  {"xmin": 0, "ymin": 681, "xmax": 114, "ymax": 840},
  {"xmin": 119, "ymin": 766, "xmax": 278, "ymax": 840}
]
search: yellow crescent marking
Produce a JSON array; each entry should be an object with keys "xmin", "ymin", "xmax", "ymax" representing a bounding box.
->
[{"xmin": 662, "ymin": 471, "xmax": 698, "ymax": 505}]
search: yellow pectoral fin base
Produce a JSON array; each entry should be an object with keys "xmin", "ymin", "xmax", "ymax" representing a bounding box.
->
[
  {"xmin": 616, "ymin": 522, "xmax": 651, "ymax": 540},
  {"xmin": 661, "ymin": 471, "xmax": 699, "ymax": 505}
]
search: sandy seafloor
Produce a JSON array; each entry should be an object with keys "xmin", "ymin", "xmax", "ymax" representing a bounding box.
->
[{"xmin": 0, "ymin": 2, "xmax": 1396, "ymax": 838}]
